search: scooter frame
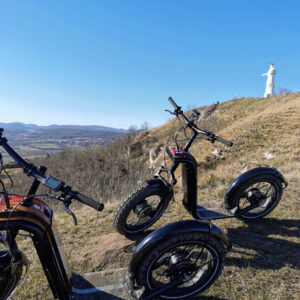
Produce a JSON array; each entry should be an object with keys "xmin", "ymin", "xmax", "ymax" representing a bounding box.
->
[
  {"xmin": 0, "ymin": 196, "xmax": 72, "ymax": 299},
  {"xmin": 156, "ymin": 147, "xmax": 288, "ymax": 221}
]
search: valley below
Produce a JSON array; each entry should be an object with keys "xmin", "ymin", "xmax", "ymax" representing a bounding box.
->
[{"xmin": 0, "ymin": 123, "xmax": 127, "ymax": 163}]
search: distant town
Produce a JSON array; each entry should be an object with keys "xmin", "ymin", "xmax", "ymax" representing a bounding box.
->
[{"xmin": 0, "ymin": 122, "xmax": 127, "ymax": 163}]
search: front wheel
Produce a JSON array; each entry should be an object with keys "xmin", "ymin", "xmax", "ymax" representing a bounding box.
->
[
  {"xmin": 231, "ymin": 174, "xmax": 283, "ymax": 220},
  {"xmin": 135, "ymin": 233, "xmax": 225, "ymax": 299},
  {"xmin": 113, "ymin": 185, "xmax": 170, "ymax": 236}
]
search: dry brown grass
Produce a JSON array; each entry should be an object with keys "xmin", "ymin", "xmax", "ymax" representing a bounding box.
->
[{"xmin": 2, "ymin": 93, "xmax": 300, "ymax": 299}]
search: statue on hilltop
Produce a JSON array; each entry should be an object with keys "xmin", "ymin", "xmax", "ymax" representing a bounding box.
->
[{"xmin": 262, "ymin": 63, "xmax": 276, "ymax": 98}]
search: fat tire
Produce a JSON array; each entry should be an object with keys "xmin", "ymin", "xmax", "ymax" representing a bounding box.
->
[
  {"xmin": 229, "ymin": 174, "xmax": 283, "ymax": 221},
  {"xmin": 113, "ymin": 185, "xmax": 168, "ymax": 236},
  {"xmin": 135, "ymin": 232, "xmax": 225, "ymax": 299}
]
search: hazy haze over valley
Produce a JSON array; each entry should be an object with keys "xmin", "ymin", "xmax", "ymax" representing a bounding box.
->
[{"xmin": 0, "ymin": 122, "xmax": 127, "ymax": 163}]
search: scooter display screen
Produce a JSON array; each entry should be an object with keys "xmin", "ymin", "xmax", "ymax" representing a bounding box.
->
[{"xmin": 44, "ymin": 176, "xmax": 63, "ymax": 191}]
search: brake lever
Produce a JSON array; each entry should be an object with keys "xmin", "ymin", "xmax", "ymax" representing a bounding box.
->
[
  {"xmin": 59, "ymin": 186, "xmax": 77, "ymax": 225},
  {"xmin": 201, "ymin": 129, "xmax": 216, "ymax": 143},
  {"xmin": 64, "ymin": 201, "xmax": 77, "ymax": 225}
]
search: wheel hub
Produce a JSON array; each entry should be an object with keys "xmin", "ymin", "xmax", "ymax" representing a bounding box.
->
[
  {"xmin": 166, "ymin": 252, "xmax": 195, "ymax": 277},
  {"xmin": 134, "ymin": 202, "xmax": 154, "ymax": 217},
  {"xmin": 246, "ymin": 188, "xmax": 265, "ymax": 204}
]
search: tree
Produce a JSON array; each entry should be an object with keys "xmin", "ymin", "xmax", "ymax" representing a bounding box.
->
[{"xmin": 140, "ymin": 121, "xmax": 150, "ymax": 131}]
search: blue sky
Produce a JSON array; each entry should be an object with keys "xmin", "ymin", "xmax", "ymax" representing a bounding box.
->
[{"xmin": 0, "ymin": 0, "xmax": 299, "ymax": 129}]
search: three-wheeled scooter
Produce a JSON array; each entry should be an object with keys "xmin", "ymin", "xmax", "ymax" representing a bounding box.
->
[{"xmin": 114, "ymin": 97, "xmax": 288, "ymax": 236}]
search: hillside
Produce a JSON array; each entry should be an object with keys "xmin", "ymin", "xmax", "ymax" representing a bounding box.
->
[
  {"xmin": 130, "ymin": 92, "xmax": 300, "ymax": 202},
  {"xmin": 2, "ymin": 93, "xmax": 300, "ymax": 299}
]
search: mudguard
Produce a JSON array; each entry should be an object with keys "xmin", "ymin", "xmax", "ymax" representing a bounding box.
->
[
  {"xmin": 129, "ymin": 219, "xmax": 231, "ymax": 279},
  {"xmin": 146, "ymin": 178, "xmax": 170, "ymax": 193},
  {"xmin": 146, "ymin": 177, "xmax": 172, "ymax": 203},
  {"xmin": 225, "ymin": 167, "xmax": 287, "ymax": 209}
]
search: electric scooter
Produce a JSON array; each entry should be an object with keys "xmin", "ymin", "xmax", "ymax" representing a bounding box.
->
[
  {"xmin": 114, "ymin": 97, "xmax": 288, "ymax": 236},
  {"xmin": 0, "ymin": 127, "xmax": 231, "ymax": 300}
]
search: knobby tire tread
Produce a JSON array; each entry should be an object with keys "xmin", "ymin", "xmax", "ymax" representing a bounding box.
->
[{"xmin": 113, "ymin": 185, "xmax": 167, "ymax": 236}]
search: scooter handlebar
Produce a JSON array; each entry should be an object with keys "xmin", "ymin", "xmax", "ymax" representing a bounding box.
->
[
  {"xmin": 72, "ymin": 191, "xmax": 104, "ymax": 211},
  {"xmin": 215, "ymin": 136, "xmax": 233, "ymax": 147},
  {"xmin": 168, "ymin": 97, "xmax": 179, "ymax": 109}
]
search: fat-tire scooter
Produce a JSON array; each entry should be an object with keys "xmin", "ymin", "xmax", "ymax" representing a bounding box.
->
[
  {"xmin": 0, "ymin": 127, "xmax": 232, "ymax": 300},
  {"xmin": 114, "ymin": 97, "xmax": 288, "ymax": 236}
]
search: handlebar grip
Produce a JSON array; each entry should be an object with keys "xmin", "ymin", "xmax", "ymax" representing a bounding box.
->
[
  {"xmin": 215, "ymin": 136, "xmax": 233, "ymax": 147},
  {"xmin": 74, "ymin": 192, "xmax": 104, "ymax": 211},
  {"xmin": 168, "ymin": 97, "xmax": 179, "ymax": 109}
]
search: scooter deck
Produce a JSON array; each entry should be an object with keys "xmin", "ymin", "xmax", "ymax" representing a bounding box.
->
[
  {"xmin": 72, "ymin": 268, "xmax": 130, "ymax": 299},
  {"xmin": 196, "ymin": 205, "xmax": 235, "ymax": 220}
]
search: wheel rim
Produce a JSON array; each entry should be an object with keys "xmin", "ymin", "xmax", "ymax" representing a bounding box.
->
[
  {"xmin": 146, "ymin": 241, "xmax": 219, "ymax": 299},
  {"xmin": 124, "ymin": 194, "xmax": 166, "ymax": 233},
  {"xmin": 238, "ymin": 179, "xmax": 279, "ymax": 218}
]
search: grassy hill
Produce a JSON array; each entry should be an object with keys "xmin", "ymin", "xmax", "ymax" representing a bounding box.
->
[
  {"xmin": 131, "ymin": 92, "xmax": 300, "ymax": 202},
  {"xmin": 2, "ymin": 93, "xmax": 300, "ymax": 299}
]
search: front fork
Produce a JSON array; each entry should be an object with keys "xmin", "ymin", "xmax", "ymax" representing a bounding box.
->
[
  {"xmin": 156, "ymin": 163, "xmax": 178, "ymax": 186},
  {"xmin": 133, "ymin": 166, "xmax": 175, "ymax": 218},
  {"xmin": 2, "ymin": 229, "xmax": 20, "ymax": 259}
]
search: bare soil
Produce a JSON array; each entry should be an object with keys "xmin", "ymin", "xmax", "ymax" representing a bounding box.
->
[{"xmin": 73, "ymin": 233, "xmax": 135, "ymax": 271}]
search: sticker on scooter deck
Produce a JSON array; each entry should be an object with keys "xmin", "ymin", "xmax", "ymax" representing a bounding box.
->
[
  {"xmin": 197, "ymin": 205, "xmax": 234, "ymax": 220},
  {"xmin": 72, "ymin": 268, "xmax": 130, "ymax": 299}
]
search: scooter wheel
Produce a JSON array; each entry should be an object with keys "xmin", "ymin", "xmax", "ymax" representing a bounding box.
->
[
  {"xmin": 0, "ymin": 250, "xmax": 27, "ymax": 300},
  {"xmin": 113, "ymin": 185, "xmax": 169, "ymax": 236},
  {"xmin": 135, "ymin": 232, "xmax": 225, "ymax": 299},
  {"xmin": 231, "ymin": 174, "xmax": 283, "ymax": 220}
]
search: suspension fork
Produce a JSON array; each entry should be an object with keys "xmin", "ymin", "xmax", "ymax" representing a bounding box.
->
[
  {"xmin": 4, "ymin": 229, "xmax": 20, "ymax": 260},
  {"xmin": 157, "ymin": 161, "xmax": 178, "ymax": 187}
]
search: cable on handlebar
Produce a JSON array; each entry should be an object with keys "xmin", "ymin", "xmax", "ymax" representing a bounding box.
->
[{"xmin": 167, "ymin": 97, "xmax": 233, "ymax": 149}]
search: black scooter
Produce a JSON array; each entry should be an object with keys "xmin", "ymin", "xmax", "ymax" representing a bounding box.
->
[
  {"xmin": 114, "ymin": 97, "xmax": 288, "ymax": 236},
  {"xmin": 0, "ymin": 127, "xmax": 232, "ymax": 300}
]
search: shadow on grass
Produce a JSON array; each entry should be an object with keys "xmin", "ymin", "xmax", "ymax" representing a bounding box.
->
[{"xmin": 226, "ymin": 218, "xmax": 300, "ymax": 270}]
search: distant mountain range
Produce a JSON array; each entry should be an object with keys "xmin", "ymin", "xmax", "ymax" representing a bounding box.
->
[
  {"xmin": 0, "ymin": 122, "xmax": 127, "ymax": 134},
  {"xmin": 0, "ymin": 122, "xmax": 128, "ymax": 162}
]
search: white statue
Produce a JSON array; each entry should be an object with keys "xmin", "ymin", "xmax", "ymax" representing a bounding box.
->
[{"xmin": 262, "ymin": 63, "xmax": 276, "ymax": 98}]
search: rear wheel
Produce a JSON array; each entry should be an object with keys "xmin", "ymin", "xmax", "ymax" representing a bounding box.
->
[
  {"xmin": 232, "ymin": 174, "xmax": 283, "ymax": 220},
  {"xmin": 113, "ymin": 185, "xmax": 169, "ymax": 236},
  {"xmin": 135, "ymin": 233, "xmax": 225, "ymax": 299}
]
